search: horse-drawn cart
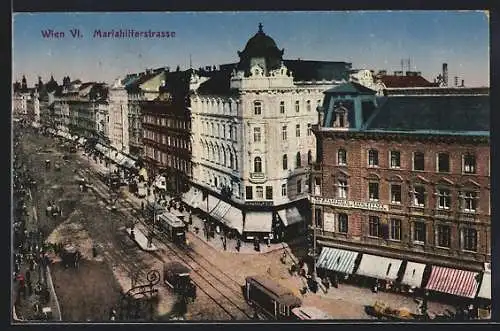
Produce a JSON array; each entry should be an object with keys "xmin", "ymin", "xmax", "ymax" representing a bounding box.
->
[{"xmin": 368, "ymin": 301, "xmax": 421, "ymax": 321}]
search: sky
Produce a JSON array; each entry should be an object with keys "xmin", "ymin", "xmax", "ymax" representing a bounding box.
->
[{"xmin": 12, "ymin": 11, "xmax": 490, "ymax": 87}]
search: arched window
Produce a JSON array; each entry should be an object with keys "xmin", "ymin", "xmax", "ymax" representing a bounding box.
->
[
  {"xmin": 254, "ymin": 157, "xmax": 262, "ymax": 173},
  {"xmin": 282, "ymin": 154, "xmax": 288, "ymax": 170},
  {"xmin": 223, "ymin": 147, "xmax": 227, "ymax": 166},
  {"xmin": 229, "ymin": 152, "xmax": 234, "ymax": 169},
  {"xmin": 296, "ymin": 152, "xmax": 301, "ymax": 168},
  {"xmin": 307, "ymin": 150, "xmax": 313, "ymax": 165}
]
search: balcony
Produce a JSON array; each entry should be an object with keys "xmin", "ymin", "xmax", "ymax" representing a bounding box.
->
[
  {"xmin": 249, "ymin": 172, "xmax": 267, "ymax": 184},
  {"xmin": 433, "ymin": 208, "xmax": 454, "ymax": 219}
]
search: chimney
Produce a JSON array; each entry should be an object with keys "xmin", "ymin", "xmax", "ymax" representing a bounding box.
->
[
  {"xmin": 461, "ymin": 79, "xmax": 465, "ymax": 87},
  {"xmin": 442, "ymin": 63, "xmax": 448, "ymax": 87}
]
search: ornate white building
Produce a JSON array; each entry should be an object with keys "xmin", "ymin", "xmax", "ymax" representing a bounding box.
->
[{"xmin": 187, "ymin": 24, "xmax": 351, "ymax": 241}]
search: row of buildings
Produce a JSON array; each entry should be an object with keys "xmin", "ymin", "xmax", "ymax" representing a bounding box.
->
[{"xmin": 13, "ymin": 24, "xmax": 490, "ymax": 277}]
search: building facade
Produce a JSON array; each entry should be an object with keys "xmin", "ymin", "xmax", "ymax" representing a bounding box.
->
[
  {"xmin": 124, "ymin": 68, "xmax": 168, "ymax": 157},
  {"xmin": 311, "ymin": 83, "xmax": 490, "ymax": 272},
  {"xmin": 108, "ymin": 79, "xmax": 130, "ymax": 154},
  {"xmin": 187, "ymin": 24, "xmax": 352, "ymax": 240},
  {"xmin": 141, "ymin": 70, "xmax": 193, "ymax": 193}
]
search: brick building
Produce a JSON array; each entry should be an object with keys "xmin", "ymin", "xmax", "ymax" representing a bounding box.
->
[
  {"xmin": 311, "ymin": 82, "xmax": 490, "ymax": 297},
  {"xmin": 141, "ymin": 70, "xmax": 193, "ymax": 194}
]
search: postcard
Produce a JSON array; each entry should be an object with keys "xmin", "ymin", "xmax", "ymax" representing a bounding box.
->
[{"xmin": 12, "ymin": 11, "xmax": 491, "ymax": 322}]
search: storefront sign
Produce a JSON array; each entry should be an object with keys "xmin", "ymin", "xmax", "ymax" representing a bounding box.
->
[
  {"xmin": 245, "ymin": 201, "xmax": 274, "ymax": 207},
  {"xmin": 310, "ymin": 197, "xmax": 389, "ymax": 212},
  {"xmin": 323, "ymin": 213, "xmax": 336, "ymax": 232}
]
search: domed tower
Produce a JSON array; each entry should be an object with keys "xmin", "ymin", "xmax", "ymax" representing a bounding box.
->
[
  {"xmin": 21, "ymin": 75, "xmax": 28, "ymax": 90},
  {"xmin": 237, "ymin": 23, "xmax": 284, "ymax": 76}
]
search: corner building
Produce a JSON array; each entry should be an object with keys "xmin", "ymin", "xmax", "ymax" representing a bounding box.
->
[
  {"xmin": 187, "ymin": 24, "xmax": 352, "ymax": 241},
  {"xmin": 311, "ymin": 83, "xmax": 490, "ymax": 275}
]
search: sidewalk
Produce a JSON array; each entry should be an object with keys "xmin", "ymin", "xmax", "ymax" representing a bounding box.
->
[{"xmin": 125, "ymin": 227, "xmax": 158, "ymax": 252}]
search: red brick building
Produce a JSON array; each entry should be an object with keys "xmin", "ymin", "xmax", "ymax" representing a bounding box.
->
[
  {"xmin": 141, "ymin": 70, "xmax": 193, "ymax": 195},
  {"xmin": 311, "ymin": 83, "xmax": 490, "ymax": 278}
]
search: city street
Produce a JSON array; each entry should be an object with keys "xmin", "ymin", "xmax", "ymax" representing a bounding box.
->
[{"xmin": 14, "ymin": 128, "xmax": 458, "ymax": 321}]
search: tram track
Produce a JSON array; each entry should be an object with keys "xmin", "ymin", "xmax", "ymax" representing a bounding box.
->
[{"xmin": 76, "ymin": 165, "xmax": 255, "ymax": 320}]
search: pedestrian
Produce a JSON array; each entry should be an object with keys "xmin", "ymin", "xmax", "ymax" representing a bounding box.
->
[
  {"xmin": 372, "ymin": 279, "xmax": 379, "ymax": 293},
  {"xmin": 223, "ymin": 239, "xmax": 227, "ymax": 251},
  {"xmin": 236, "ymin": 238, "xmax": 241, "ymax": 252},
  {"xmin": 266, "ymin": 236, "xmax": 271, "ymax": 247}
]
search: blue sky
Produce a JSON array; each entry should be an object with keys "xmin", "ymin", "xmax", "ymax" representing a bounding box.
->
[{"xmin": 13, "ymin": 11, "xmax": 489, "ymax": 87}]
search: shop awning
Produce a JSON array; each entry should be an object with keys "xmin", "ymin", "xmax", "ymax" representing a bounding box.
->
[
  {"xmin": 425, "ymin": 266, "xmax": 480, "ymax": 299},
  {"xmin": 244, "ymin": 211, "xmax": 272, "ymax": 233},
  {"xmin": 211, "ymin": 199, "xmax": 232, "ymax": 222},
  {"xmin": 199, "ymin": 195, "xmax": 220, "ymax": 213},
  {"xmin": 224, "ymin": 207, "xmax": 243, "ymax": 235},
  {"xmin": 121, "ymin": 157, "xmax": 136, "ymax": 169},
  {"xmin": 114, "ymin": 153, "xmax": 126, "ymax": 165},
  {"xmin": 316, "ymin": 247, "xmax": 358, "ymax": 275},
  {"xmin": 277, "ymin": 207, "xmax": 306, "ymax": 226},
  {"xmin": 401, "ymin": 261, "xmax": 427, "ymax": 288},
  {"xmin": 477, "ymin": 273, "xmax": 491, "ymax": 300},
  {"xmin": 355, "ymin": 254, "xmax": 403, "ymax": 281}
]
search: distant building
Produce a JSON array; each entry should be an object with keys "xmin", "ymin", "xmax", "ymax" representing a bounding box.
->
[
  {"xmin": 311, "ymin": 83, "xmax": 490, "ymax": 275},
  {"xmin": 108, "ymin": 79, "xmax": 130, "ymax": 154}
]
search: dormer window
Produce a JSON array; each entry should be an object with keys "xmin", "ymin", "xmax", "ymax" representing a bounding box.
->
[
  {"xmin": 254, "ymin": 101, "xmax": 262, "ymax": 115},
  {"xmin": 333, "ymin": 105, "xmax": 349, "ymax": 128}
]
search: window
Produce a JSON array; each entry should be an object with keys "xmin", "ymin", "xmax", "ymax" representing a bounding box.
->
[
  {"xmin": 296, "ymin": 152, "xmax": 301, "ymax": 168},
  {"xmin": 369, "ymin": 216, "xmax": 381, "ymax": 237},
  {"xmin": 307, "ymin": 150, "xmax": 313, "ymax": 165},
  {"xmin": 253, "ymin": 127, "xmax": 261, "ymax": 142},
  {"xmin": 281, "ymin": 184, "xmax": 287, "ymax": 196},
  {"xmin": 222, "ymin": 124, "xmax": 226, "ymax": 139},
  {"xmin": 338, "ymin": 149, "xmax": 347, "ymax": 165},
  {"xmin": 338, "ymin": 213, "xmax": 348, "ymax": 233},
  {"xmin": 254, "ymin": 101, "xmax": 262, "ymax": 115},
  {"xmin": 413, "ymin": 185, "xmax": 426, "ymax": 207},
  {"xmin": 314, "ymin": 208, "xmax": 323, "ymax": 228},
  {"xmin": 437, "ymin": 188, "xmax": 451, "ymax": 209},
  {"xmin": 368, "ymin": 149, "xmax": 379, "ymax": 167},
  {"xmin": 463, "ymin": 154, "xmax": 476, "ymax": 174},
  {"xmin": 210, "ymin": 123, "xmax": 214, "ymax": 136},
  {"xmin": 266, "ymin": 186, "xmax": 273, "ymax": 200},
  {"xmin": 338, "ymin": 179, "xmax": 348, "ymax": 199},
  {"xmin": 463, "ymin": 191, "xmax": 477, "ymax": 212},
  {"xmin": 390, "ymin": 219, "xmax": 401, "ymax": 241},
  {"xmin": 295, "ymin": 100, "xmax": 300, "ymax": 112},
  {"xmin": 245, "ymin": 186, "xmax": 253, "ymax": 200},
  {"xmin": 297, "ymin": 179, "xmax": 302, "ymax": 194},
  {"xmin": 390, "ymin": 184, "xmax": 402, "ymax": 204},
  {"xmin": 437, "ymin": 153, "xmax": 450, "ymax": 173},
  {"xmin": 462, "ymin": 228, "xmax": 478, "ymax": 252},
  {"xmin": 256, "ymin": 186, "xmax": 264, "ymax": 199},
  {"xmin": 390, "ymin": 151, "xmax": 401, "ymax": 168},
  {"xmin": 436, "ymin": 225, "xmax": 451, "ymax": 248},
  {"xmin": 307, "ymin": 123, "xmax": 312, "ymax": 136},
  {"xmin": 282, "ymin": 154, "xmax": 288, "ymax": 170},
  {"xmin": 279, "ymin": 101, "xmax": 285, "ymax": 114},
  {"xmin": 254, "ymin": 157, "xmax": 262, "ymax": 173},
  {"xmin": 306, "ymin": 100, "xmax": 311, "ymax": 112},
  {"xmin": 295, "ymin": 124, "xmax": 301, "ymax": 137},
  {"xmin": 282, "ymin": 126, "xmax": 287, "ymax": 141},
  {"xmin": 413, "ymin": 221, "xmax": 426, "ymax": 243},
  {"xmin": 413, "ymin": 152, "xmax": 425, "ymax": 171},
  {"xmin": 368, "ymin": 182, "xmax": 379, "ymax": 201}
]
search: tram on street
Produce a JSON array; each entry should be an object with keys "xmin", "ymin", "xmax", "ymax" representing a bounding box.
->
[
  {"xmin": 245, "ymin": 275, "xmax": 302, "ymax": 320},
  {"xmin": 291, "ymin": 306, "xmax": 333, "ymax": 320},
  {"xmin": 158, "ymin": 212, "xmax": 186, "ymax": 245}
]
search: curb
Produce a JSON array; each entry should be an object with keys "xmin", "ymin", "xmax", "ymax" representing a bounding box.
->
[{"xmin": 45, "ymin": 265, "xmax": 63, "ymax": 321}]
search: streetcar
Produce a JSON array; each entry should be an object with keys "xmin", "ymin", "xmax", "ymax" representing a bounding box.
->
[
  {"xmin": 291, "ymin": 306, "xmax": 333, "ymax": 320},
  {"xmin": 146, "ymin": 201, "xmax": 166, "ymax": 223},
  {"xmin": 245, "ymin": 275, "xmax": 302, "ymax": 320},
  {"xmin": 158, "ymin": 212, "xmax": 186, "ymax": 245},
  {"xmin": 163, "ymin": 261, "xmax": 196, "ymax": 300}
]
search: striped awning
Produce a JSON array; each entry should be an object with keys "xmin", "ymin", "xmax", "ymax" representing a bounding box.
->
[
  {"xmin": 356, "ymin": 254, "xmax": 403, "ymax": 281},
  {"xmin": 244, "ymin": 211, "xmax": 272, "ymax": 233},
  {"xmin": 401, "ymin": 261, "xmax": 427, "ymax": 288},
  {"xmin": 211, "ymin": 200, "xmax": 232, "ymax": 222},
  {"xmin": 316, "ymin": 247, "xmax": 358, "ymax": 275},
  {"xmin": 425, "ymin": 266, "xmax": 480, "ymax": 298},
  {"xmin": 477, "ymin": 273, "xmax": 491, "ymax": 300},
  {"xmin": 277, "ymin": 207, "xmax": 305, "ymax": 226},
  {"xmin": 223, "ymin": 207, "xmax": 244, "ymax": 235}
]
